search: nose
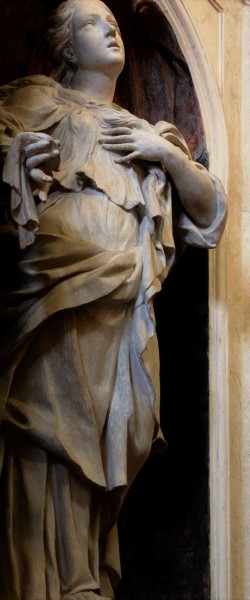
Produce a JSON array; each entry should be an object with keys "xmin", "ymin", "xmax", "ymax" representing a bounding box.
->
[{"xmin": 104, "ymin": 21, "xmax": 116, "ymax": 37}]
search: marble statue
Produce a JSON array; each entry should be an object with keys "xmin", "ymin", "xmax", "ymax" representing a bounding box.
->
[{"xmin": 0, "ymin": 1, "xmax": 227, "ymax": 598}]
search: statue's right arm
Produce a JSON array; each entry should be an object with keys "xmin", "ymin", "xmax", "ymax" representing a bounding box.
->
[{"xmin": 1, "ymin": 131, "xmax": 60, "ymax": 249}]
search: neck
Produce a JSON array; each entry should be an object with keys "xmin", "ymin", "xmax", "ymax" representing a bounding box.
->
[{"xmin": 69, "ymin": 69, "xmax": 117, "ymax": 105}]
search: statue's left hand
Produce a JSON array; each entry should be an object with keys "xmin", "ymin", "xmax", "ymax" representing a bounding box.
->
[
  {"xmin": 100, "ymin": 126, "xmax": 182, "ymax": 166},
  {"xmin": 101, "ymin": 126, "xmax": 218, "ymax": 228}
]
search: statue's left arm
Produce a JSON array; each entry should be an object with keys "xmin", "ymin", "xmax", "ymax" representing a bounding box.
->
[{"xmin": 100, "ymin": 125, "xmax": 227, "ymax": 232}]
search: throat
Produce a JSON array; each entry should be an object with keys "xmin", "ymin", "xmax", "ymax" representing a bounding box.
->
[{"xmin": 69, "ymin": 70, "xmax": 117, "ymax": 106}]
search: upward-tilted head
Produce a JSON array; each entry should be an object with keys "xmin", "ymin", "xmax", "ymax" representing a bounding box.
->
[{"xmin": 48, "ymin": 0, "xmax": 125, "ymax": 86}]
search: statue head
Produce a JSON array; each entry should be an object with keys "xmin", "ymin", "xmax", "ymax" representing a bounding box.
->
[{"xmin": 48, "ymin": 0, "xmax": 125, "ymax": 87}]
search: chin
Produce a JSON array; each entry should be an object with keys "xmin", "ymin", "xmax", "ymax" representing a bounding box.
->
[{"xmin": 103, "ymin": 55, "xmax": 125, "ymax": 75}]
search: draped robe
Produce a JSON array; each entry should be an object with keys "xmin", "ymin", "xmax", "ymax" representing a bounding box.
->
[{"xmin": 0, "ymin": 76, "xmax": 227, "ymax": 600}]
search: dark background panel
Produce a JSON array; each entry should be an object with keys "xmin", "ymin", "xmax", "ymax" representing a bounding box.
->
[{"xmin": 117, "ymin": 247, "xmax": 210, "ymax": 600}]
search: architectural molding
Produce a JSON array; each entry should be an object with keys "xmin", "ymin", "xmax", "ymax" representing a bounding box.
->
[
  {"xmin": 208, "ymin": 0, "xmax": 224, "ymax": 12},
  {"xmin": 153, "ymin": 2, "xmax": 230, "ymax": 599},
  {"xmin": 217, "ymin": 9, "xmax": 225, "ymax": 93}
]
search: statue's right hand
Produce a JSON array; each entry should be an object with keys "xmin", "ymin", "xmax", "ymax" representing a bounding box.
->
[{"xmin": 19, "ymin": 132, "xmax": 60, "ymax": 201}]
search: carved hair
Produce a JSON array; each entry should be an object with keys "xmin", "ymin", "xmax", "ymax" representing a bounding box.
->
[
  {"xmin": 47, "ymin": 0, "xmax": 110, "ymax": 87},
  {"xmin": 47, "ymin": 0, "xmax": 80, "ymax": 87}
]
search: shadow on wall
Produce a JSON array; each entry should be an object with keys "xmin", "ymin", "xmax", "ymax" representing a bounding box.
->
[
  {"xmin": 0, "ymin": 1, "xmax": 210, "ymax": 598},
  {"xmin": 117, "ymin": 246, "xmax": 210, "ymax": 600}
]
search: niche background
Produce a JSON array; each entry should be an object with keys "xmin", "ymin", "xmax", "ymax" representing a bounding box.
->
[{"xmin": 0, "ymin": 1, "xmax": 210, "ymax": 598}]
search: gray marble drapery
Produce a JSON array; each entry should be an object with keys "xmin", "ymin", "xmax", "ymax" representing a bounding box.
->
[{"xmin": 0, "ymin": 76, "xmax": 227, "ymax": 599}]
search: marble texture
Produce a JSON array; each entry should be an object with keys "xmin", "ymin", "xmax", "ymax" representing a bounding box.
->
[{"xmin": 0, "ymin": 1, "xmax": 227, "ymax": 598}]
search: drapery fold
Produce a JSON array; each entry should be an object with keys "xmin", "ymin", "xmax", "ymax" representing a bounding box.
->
[{"xmin": 0, "ymin": 74, "xmax": 228, "ymax": 483}]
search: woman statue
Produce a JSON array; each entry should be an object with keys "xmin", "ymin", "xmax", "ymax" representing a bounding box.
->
[{"xmin": 0, "ymin": 1, "xmax": 227, "ymax": 598}]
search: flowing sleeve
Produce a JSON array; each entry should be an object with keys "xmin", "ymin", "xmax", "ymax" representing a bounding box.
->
[
  {"xmin": 155, "ymin": 119, "xmax": 228, "ymax": 249},
  {"xmin": 0, "ymin": 76, "xmax": 70, "ymax": 249},
  {"xmin": 2, "ymin": 133, "xmax": 42, "ymax": 250},
  {"xmin": 172, "ymin": 164, "xmax": 227, "ymax": 249}
]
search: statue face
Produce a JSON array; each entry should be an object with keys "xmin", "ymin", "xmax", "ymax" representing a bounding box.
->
[{"xmin": 70, "ymin": 0, "xmax": 125, "ymax": 75}]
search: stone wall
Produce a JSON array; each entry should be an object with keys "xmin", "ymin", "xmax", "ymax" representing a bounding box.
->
[
  {"xmin": 1, "ymin": 0, "xmax": 249, "ymax": 598},
  {"xmin": 179, "ymin": 1, "xmax": 250, "ymax": 598}
]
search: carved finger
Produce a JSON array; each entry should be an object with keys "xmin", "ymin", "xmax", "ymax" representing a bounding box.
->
[
  {"xmin": 100, "ymin": 135, "xmax": 133, "ymax": 144},
  {"xmin": 38, "ymin": 190, "xmax": 48, "ymax": 202},
  {"xmin": 101, "ymin": 143, "xmax": 135, "ymax": 152},
  {"xmin": 114, "ymin": 151, "xmax": 140, "ymax": 164},
  {"xmin": 25, "ymin": 139, "xmax": 55, "ymax": 158},
  {"xmin": 26, "ymin": 149, "xmax": 60, "ymax": 170},
  {"xmin": 29, "ymin": 168, "xmax": 53, "ymax": 184},
  {"xmin": 101, "ymin": 127, "xmax": 133, "ymax": 136}
]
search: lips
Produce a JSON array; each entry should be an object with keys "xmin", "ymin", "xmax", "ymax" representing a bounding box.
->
[{"xmin": 107, "ymin": 41, "xmax": 120, "ymax": 49}]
